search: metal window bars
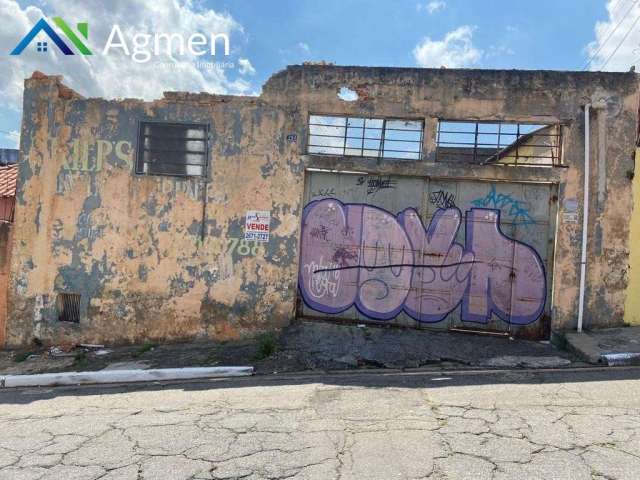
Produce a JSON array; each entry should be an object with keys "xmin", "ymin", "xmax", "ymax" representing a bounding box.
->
[
  {"xmin": 436, "ymin": 120, "xmax": 563, "ymax": 167},
  {"xmin": 136, "ymin": 121, "xmax": 209, "ymax": 177},
  {"xmin": 308, "ymin": 115, "xmax": 424, "ymax": 160},
  {"xmin": 57, "ymin": 293, "xmax": 81, "ymax": 323}
]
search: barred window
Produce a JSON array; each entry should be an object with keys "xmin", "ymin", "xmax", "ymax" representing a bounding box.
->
[
  {"xmin": 308, "ymin": 115, "xmax": 423, "ymax": 160},
  {"xmin": 436, "ymin": 120, "xmax": 562, "ymax": 166},
  {"xmin": 57, "ymin": 293, "xmax": 81, "ymax": 323},
  {"xmin": 136, "ymin": 121, "xmax": 209, "ymax": 177}
]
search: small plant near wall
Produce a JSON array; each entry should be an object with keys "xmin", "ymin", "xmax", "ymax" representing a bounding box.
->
[
  {"xmin": 254, "ymin": 332, "xmax": 277, "ymax": 360},
  {"xmin": 133, "ymin": 341, "xmax": 157, "ymax": 357},
  {"xmin": 13, "ymin": 351, "xmax": 33, "ymax": 363},
  {"xmin": 74, "ymin": 350, "xmax": 87, "ymax": 366}
]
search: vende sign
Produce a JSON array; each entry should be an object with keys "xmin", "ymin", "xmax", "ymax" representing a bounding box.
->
[{"xmin": 245, "ymin": 210, "xmax": 271, "ymax": 242}]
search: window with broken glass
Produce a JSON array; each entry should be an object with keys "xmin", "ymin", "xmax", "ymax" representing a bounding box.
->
[
  {"xmin": 307, "ymin": 115, "xmax": 423, "ymax": 160},
  {"xmin": 136, "ymin": 121, "xmax": 209, "ymax": 177},
  {"xmin": 436, "ymin": 120, "xmax": 563, "ymax": 166}
]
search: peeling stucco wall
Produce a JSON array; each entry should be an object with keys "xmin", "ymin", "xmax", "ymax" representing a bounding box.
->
[
  {"xmin": 6, "ymin": 73, "xmax": 305, "ymax": 347},
  {"xmin": 262, "ymin": 66, "xmax": 639, "ymax": 333},
  {"xmin": 5, "ymin": 66, "xmax": 640, "ymax": 347}
]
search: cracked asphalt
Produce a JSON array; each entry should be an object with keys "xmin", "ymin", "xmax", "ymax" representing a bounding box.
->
[{"xmin": 1, "ymin": 367, "xmax": 640, "ymax": 479}]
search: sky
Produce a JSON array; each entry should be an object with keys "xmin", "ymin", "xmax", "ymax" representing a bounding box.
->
[{"xmin": 0, "ymin": 0, "xmax": 637, "ymax": 148}]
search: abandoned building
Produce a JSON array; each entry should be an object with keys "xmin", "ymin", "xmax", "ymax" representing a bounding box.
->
[{"xmin": 1, "ymin": 65, "xmax": 640, "ymax": 347}]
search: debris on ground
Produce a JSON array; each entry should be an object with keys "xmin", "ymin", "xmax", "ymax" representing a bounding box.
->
[
  {"xmin": 48, "ymin": 346, "xmax": 74, "ymax": 357},
  {"xmin": 0, "ymin": 320, "xmax": 573, "ymax": 376}
]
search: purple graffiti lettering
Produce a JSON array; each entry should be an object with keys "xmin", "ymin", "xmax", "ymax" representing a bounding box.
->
[
  {"xmin": 398, "ymin": 208, "xmax": 474, "ymax": 322},
  {"xmin": 356, "ymin": 205, "xmax": 412, "ymax": 319},
  {"xmin": 333, "ymin": 247, "xmax": 358, "ymax": 267},
  {"xmin": 310, "ymin": 224, "xmax": 330, "ymax": 241},
  {"xmin": 299, "ymin": 200, "xmax": 360, "ymax": 314},
  {"xmin": 462, "ymin": 208, "xmax": 546, "ymax": 325},
  {"xmin": 299, "ymin": 199, "xmax": 546, "ymax": 325},
  {"xmin": 299, "ymin": 199, "xmax": 412, "ymax": 319}
]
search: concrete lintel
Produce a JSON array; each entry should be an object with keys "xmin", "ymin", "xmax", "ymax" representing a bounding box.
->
[{"xmin": 304, "ymin": 155, "xmax": 564, "ymax": 184}]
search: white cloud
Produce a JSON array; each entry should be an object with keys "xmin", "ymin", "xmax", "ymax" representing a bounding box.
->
[
  {"xmin": 0, "ymin": 0, "xmax": 251, "ymax": 111},
  {"xmin": 413, "ymin": 25, "xmax": 482, "ymax": 68},
  {"xmin": 298, "ymin": 42, "xmax": 310, "ymax": 53},
  {"xmin": 585, "ymin": 0, "xmax": 640, "ymax": 71},
  {"xmin": 486, "ymin": 44, "xmax": 515, "ymax": 58},
  {"xmin": 227, "ymin": 78, "xmax": 252, "ymax": 94},
  {"xmin": 238, "ymin": 57, "xmax": 255, "ymax": 75},
  {"xmin": 417, "ymin": 1, "xmax": 445, "ymax": 14}
]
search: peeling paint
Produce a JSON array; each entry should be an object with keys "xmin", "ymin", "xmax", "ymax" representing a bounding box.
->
[{"xmin": 4, "ymin": 67, "xmax": 639, "ymax": 347}]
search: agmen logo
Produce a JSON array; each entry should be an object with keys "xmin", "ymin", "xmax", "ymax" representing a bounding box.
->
[{"xmin": 11, "ymin": 17, "xmax": 91, "ymax": 56}]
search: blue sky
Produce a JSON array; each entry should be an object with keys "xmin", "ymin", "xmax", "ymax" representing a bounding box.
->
[
  {"xmin": 222, "ymin": 0, "xmax": 606, "ymax": 77},
  {"xmin": 0, "ymin": 0, "xmax": 632, "ymax": 148}
]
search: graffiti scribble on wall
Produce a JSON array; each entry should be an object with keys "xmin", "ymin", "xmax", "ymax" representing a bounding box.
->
[
  {"xmin": 470, "ymin": 184, "xmax": 535, "ymax": 227},
  {"xmin": 429, "ymin": 190, "xmax": 456, "ymax": 209},
  {"xmin": 311, "ymin": 187, "xmax": 336, "ymax": 198},
  {"xmin": 357, "ymin": 175, "xmax": 397, "ymax": 196},
  {"xmin": 299, "ymin": 198, "xmax": 546, "ymax": 325}
]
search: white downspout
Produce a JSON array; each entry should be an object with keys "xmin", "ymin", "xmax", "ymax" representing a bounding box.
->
[{"xmin": 577, "ymin": 104, "xmax": 590, "ymax": 333}]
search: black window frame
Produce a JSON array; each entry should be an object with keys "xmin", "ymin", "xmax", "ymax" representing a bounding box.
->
[
  {"xmin": 306, "ymin": 114, "xmax": 424, "ymax": 161},
  {"xmin": 135, "ymin": 120, "xmax": 210, "ymax": 178},
  {"xmin": 435, "ymin": 119, "xmax": 564, "ymax": 167}
]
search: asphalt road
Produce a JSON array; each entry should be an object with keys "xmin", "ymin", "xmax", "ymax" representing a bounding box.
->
[{"xmin": 1, "ymin": 367, "xmax": 640, "ymax": 479}]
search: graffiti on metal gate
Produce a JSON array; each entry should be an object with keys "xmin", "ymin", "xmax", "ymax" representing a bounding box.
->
[
  {"xmin": 298, "ymin": 198, "xmax": 546, "ymax": 325},
  {"xmin": 470, "ymin": 184, "xmax": 535, "ymax": 227}
]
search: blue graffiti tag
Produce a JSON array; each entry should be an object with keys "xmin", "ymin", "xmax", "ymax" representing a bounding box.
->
[{"xmin": 470, "ymin": 185, "xmax": 535, "ymax": 227}]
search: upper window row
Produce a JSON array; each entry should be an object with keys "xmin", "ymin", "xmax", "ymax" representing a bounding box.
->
[
  {"xmin": 308, "ymin": 115, "xmax": 424, "ymax": 160},
  {"xmin": 306, "ymin": 115, "xmax": 562, "ymax": 166},
  {"xmin": 132, "ymin": 117, "xmax": 562, "ymax": 180},
  {"xmin": 436, "ymin": 120, "xmax": 562, "ymax": 167}
]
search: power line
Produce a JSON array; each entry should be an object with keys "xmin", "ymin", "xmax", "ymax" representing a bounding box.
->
[
  {"xmin": 583, "ymin": 0, "xmax": 639, "ymax": 70},
  {"xmin": 610, "ymin": 0, "xmax": 631, "ymax": 17},
  {"xmin": 600, "ymin": 11, "xmax": 640, "ymax": 69},
  {"xmin": 583, "ymin": 0, "xmax": 631, "ymax": 69}
]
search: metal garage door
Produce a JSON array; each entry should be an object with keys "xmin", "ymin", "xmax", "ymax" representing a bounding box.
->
[{"xmin": 298, "ymin": 171, "xmax": 556, "ymax": 339}]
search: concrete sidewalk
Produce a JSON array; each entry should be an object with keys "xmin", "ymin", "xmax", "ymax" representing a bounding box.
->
[
  {"xmin": 565, "ymin": 326, "xmax": 640, "ymax": 365},
  {"xmin": 0, "ymin": 320, "xmax": 572, "ymax": 379}
]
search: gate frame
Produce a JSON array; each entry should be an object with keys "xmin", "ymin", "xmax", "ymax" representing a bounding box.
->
[{"xmin": 295, "ymin": 167, "xmax": 560, "ymax": 340}]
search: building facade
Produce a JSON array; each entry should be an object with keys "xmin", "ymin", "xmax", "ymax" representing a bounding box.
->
[{"xmin": 2, "ymin": 66, "xmax": 640, "ymax": 347}]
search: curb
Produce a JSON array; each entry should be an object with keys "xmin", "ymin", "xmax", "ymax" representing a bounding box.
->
[
  {"xmin": 564, "ymin": 332, "xmax": 602, "ymax": 364},
  {"xmin": 0, "ymin": 366, "xmax": 254, "ymax": 388},
  {"xmin": 600, "ymin": 353, "xmax": 640, "ymax": 366}
]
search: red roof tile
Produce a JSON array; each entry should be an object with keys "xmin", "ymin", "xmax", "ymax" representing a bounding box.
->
[{"xmin": 0, "ymin": 164, "xmax": 17, "ymax": 197}]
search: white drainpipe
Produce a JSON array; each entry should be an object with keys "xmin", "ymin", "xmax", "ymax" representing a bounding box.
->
[{"xmin": 577, "ymin": 104, "xmax": 590, "ymax": 333}]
